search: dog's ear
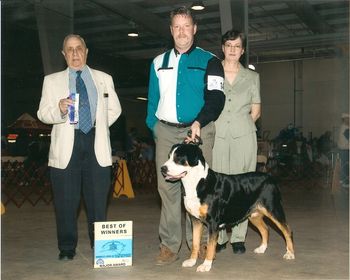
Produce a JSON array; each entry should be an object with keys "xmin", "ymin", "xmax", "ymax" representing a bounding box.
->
[{"xmin": 187, "ymin": 145, "xmax": 205, "ymax": 167}]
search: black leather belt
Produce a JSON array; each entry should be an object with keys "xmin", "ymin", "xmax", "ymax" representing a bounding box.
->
[{"xmin": 160, "ymin": 119, "xmax": 192, "ymax": 128}]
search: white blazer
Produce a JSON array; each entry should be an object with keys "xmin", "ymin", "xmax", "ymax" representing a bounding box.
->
[{"xmin": 37, "ymin": 66, "xmax": 122, "ymax": 169}]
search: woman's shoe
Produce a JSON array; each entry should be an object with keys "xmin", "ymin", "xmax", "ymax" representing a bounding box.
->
[
  {"xmin": 215, "ymin": 242, "xmax": 227, "ymax": 253},
  {"xmin": 232, "ymin": 242, "xmax": 246, "ymax": 254}
]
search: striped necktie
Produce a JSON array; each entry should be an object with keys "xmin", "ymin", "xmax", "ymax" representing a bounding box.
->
[{"xmin": 76, "ymin": 70, "xmax": 92, "ymax": 134}]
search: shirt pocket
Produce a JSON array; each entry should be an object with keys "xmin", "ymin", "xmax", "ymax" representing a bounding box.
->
[{"xmin": 157, "ymin": 68, "xmax": 175, "ymax": 94}]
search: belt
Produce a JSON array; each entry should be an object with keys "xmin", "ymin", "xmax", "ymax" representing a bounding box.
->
[
  {"xmin": 74, "ymin": 127, "xmax": 95, "ymax": 134},
  {"xmin": 160, "ymin": 119, "xmax": 192, "ymax": 128}
]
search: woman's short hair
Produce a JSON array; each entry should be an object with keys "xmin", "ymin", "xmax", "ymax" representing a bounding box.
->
[{"xmin": 221, "ymin": 29, "xmax": 246, "ymax": 50}]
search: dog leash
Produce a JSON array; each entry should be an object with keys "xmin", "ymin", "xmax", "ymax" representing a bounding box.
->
[{"xmin": 184, "ymin": 130, "xmax": 203, "ymax": 146}]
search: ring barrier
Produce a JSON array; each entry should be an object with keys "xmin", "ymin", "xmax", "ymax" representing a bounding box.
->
[
  {"xmin": 1, "ymin": 154, "xmax": 335, "ymax": 208},
  {"xmin": 1, "ymin": 158, "xmax": 158, "ymax": 208}
]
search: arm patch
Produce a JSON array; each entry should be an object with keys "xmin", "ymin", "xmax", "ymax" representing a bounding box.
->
[{"xmin": 207, "ymin": 75, "xmax": 224, "ymax": 91}]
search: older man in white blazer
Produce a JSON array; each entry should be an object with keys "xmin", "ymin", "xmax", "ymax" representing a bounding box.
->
[{"xmin": 37, "ymin": 34, "xmax": 121, "ymax": 261}]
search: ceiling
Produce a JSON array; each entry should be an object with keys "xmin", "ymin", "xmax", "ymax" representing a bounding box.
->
[{"xmin": 3, "ymin": 0, "xmax": 349, "ymax": 64}]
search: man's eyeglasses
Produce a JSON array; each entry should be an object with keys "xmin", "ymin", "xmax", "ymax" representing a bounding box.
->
[{"xmin": 65, "ymin": 47, "xmax": 85, "ymax": 55}]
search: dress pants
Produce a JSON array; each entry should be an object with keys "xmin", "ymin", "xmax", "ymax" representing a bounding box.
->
[
  {"xmin": 217, "ymin": 220, "xmax": 248, "ymax": 244},
  {"xmin": 154, "ymin": 121, "xmax": 215, "ymax": 253},
  {"xmin": 50, "ymin": 129, "xmax": 111, "ymax": 251}
]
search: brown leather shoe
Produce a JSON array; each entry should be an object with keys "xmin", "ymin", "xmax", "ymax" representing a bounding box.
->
[{"xmin": 155, "ymin": 245, "xmax": 179, "ymax": 265}]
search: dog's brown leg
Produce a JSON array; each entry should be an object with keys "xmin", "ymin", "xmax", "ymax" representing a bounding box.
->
[
  {"xmin": 249, "ymin": 211, "xmax": 269, "ymax": 254},
  {"xmin": 182, "ymin": 218, "xmax": 202, "ymax": 268},
  {"xmin": 196, "ymin": 232, "xmax": 217, "ymax": 272},
  {"xmin": 205, "ymin": 233, "xmax": 217, "ymax": 260},
  {"xmin": 262, "ymin": 210, "xmax": 295, "ymax": 260},
  {"xmin": 191, "ymin": 219, "xmax": 203, "ymax": 259}
]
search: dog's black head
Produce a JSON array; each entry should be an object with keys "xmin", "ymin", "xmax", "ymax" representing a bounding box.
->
[
  {"xmin": 171, "ymin": 143, "xmax": 205, "ymax": 167},
  {"xmin": 160, "ymin": 143, "xmax": 206, "ymax": 181}
]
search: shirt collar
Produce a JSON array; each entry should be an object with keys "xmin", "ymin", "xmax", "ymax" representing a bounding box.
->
[
  {"xmin": 174, "ymin": 44, "xmax": 196, "ymax": 56},
  {"xmin": 69, "ymin": 65, "xmax": 88, "ymax": 75}
]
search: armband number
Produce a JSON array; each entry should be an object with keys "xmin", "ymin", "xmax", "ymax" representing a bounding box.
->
[{"xmin": 207, "ymin": 75, "xmax": 224, "ymax": 91}]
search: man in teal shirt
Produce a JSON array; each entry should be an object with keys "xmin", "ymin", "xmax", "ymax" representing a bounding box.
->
[{"xmin": 146, "ymin": 6, "xmax": 225, "ymax": 265}]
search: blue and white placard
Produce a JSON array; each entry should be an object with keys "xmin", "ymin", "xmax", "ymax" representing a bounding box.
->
[{"xmin": 94, "ymin": 221, "xmax": 133, "ymax": 268}]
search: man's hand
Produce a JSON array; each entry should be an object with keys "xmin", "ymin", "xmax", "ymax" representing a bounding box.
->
[
  {"xmin": 185, "ymin": 121, "xmax": 201, "ymax": 144},
  {"xmin": 59, "ymin": 97, "xmax": 73, "ymax": 115}
]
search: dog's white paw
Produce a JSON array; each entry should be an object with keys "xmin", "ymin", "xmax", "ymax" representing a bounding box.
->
[
  {"xmin": 283, "ymin": 251, "xmax": 295, "ymax": 260},
  {"xmin": 182, "ymin": 258, "xmax": 197, "ymax": 267},
  {"xmin": 196, "ymin": 260, "xmax": 212, "ymax": 272},
  {"xmin": 254, "ymin": 244, "xmax": 267, "ymax": 254}
]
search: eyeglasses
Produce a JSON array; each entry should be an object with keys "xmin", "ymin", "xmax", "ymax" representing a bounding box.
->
[
  {"xmin": 224, "ymin": 43, "xmax": 242, "ymax": 49},
  {"xmin": 65, "ymin": 46, "xmax": 85, "ymax": 55}
]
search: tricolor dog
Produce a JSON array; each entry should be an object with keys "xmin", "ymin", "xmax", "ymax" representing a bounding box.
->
[{"xmin": 161, "ymin": 143, "xmax": 295, "ymax": 272}]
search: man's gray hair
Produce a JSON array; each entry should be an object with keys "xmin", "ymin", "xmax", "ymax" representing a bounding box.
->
[{"xmin": 62, "ymin": 34, "xmax": 87, "ymax": 51}]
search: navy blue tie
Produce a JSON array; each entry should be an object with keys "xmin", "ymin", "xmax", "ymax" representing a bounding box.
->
[{"xmin": 76, "ymin": 71, "xmax": 92, "ymax": 134}]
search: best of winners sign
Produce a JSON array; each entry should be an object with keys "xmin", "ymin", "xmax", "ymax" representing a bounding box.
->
[{"xmin": 94, "ymin": 221, "xmax": 133, "ymax": 268}]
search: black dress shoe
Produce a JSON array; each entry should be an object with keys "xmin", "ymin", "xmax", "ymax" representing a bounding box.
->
[
  {"xmin": 232, "ymin": 242, "xmax": 246, "ymax": 254},
  {"xmin": 58, "ymin": 250, "xmax": 76, "ymax": 261},
  {"xmin": 216, "ymin": 242, "xmax": 227, "ymax": 253}
]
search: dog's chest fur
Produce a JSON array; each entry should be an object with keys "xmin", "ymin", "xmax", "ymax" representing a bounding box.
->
[
  {"xmin": 182, "ymin": 163, "xmax": 209, "ymax": 219},
  {"xmin": 184, "ymin": 196, "xmax": 201, "ymax": 219}
]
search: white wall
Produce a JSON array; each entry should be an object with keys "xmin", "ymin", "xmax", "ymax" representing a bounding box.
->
[
  {"xmin": 257, "ymin": 56, "xmax": 349, "ymax": 140},
  {"xmin": 303, "ymin": 58, "xmax": 348, "ymax": 139},
  {"xmin": 258, "ymin": 62, "xmax": 295, "ymax": 139}
]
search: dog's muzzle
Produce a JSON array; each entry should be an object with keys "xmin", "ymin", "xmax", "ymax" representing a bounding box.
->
[{"xmin": 161, "ymin": 165, "xmax": 187, "ymax": 181}]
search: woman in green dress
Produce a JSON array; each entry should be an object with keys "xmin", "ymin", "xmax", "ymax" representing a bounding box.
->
[{"xmin": 213, "ymin": 29, "xmax": 261, "ymax": 254}]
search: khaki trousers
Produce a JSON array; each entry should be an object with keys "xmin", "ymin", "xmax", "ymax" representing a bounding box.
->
[{"xmin": 154, "ymin": 121, "xmax": 215, "ymax": 253}]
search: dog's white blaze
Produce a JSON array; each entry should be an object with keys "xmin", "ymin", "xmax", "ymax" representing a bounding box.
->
[{"xmin": 163, "ymin": 148, "xmax": 190, "ymax": 177}]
